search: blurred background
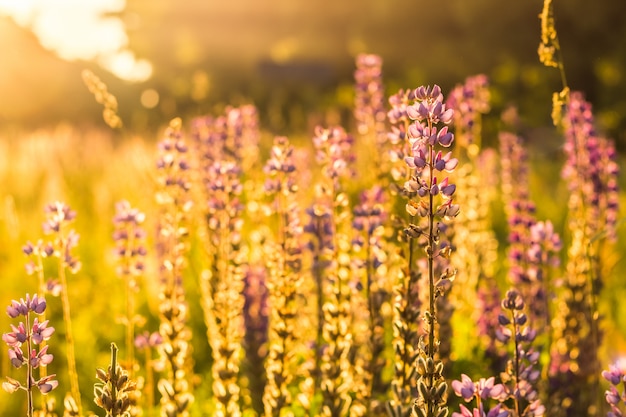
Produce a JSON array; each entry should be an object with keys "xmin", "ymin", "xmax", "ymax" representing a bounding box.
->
[
  {"xmin": 1, "ymin": 2, "xmax": 626, "ymax": 414},
  {"xmin": 1, "ymin": 0, "xmax": 625, "ymax": 144}
]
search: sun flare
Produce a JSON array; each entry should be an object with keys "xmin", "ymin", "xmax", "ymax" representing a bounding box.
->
[{"xmin": 0, "ymin": 0, "xmax": 151, "ymax": 81}]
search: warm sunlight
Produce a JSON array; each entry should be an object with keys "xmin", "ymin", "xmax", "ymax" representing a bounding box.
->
[{"xmin": 0, "ymin": 0, "xmax": 152, "ymax": 81}]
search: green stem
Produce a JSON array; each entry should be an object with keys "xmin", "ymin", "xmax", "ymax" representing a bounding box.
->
[
  {"xmin": 125, "ymin": 225, "xmax": 136, "ymax": 380},
  {"xmin": 26, "ymin": 312, "xmax": 34, "ymax": 417},
  {"xmin": 512, "ymin": 310, "xmax": 521, "ymax": 417},
  {"xmin": 427, "ymin": 138, "xmax": 437, "ymax": 417},
  {"xmin": 59, "ymin": 240, "xmax": 82, "ymax": 416},
  {"xmin": 35, "ymin": 252, "xmax": 48, "ymax": 409}
]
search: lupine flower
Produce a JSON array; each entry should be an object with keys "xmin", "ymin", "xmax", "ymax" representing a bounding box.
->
[
  {"xmin": 155, "ymin": 118, "xmax": 195, "ymax": 416},
  {"xmin": 3, "ymin": 293, "xmax": 58, "ymax": 417},
  {"xmin": 194, "ymin": 110, "xmax": 249, "ymax": 417},
  {"xmin": 112, "ymin": 199, "xmax": 147, "ymax": 391},
  {"xmin": 7, "ymin": 294, "xmax": 47, "ymax": 318},
  {"xmin": 262, "ymin": 135, "xmax": 307, "ymax": 416},
  {"xmin": 308, "ymin": 125, "xmax": 357, "ymax": 417},
  {"xmin": 446, "ymin": 74, "xmax": 490, "ymax": 153},
  {"xmin": 135, "ymin": 331, "xmax": 163, "ymax": 350},
  {"xmin": 549, "ymin": 91, "xmax": 619, "ymax": 416},
  {"xmin": 399, "ymin": 85, "xmax": 458, "ymax": 417},
  {"xmin": 451, "ymin": 375, "xmax": 509, "ymax": 417},
  {"xmin": 30, "ymin": 319, "xmax": 54, "ymax": 344},
  {"xmin": 36, "ymin": 374, "xmax": 59, "ymax": 394},
  {"xmin": 452, "ymin": 374, "xmax": 477, "ymax": 402},
  {"xmin": 354, "ymin": 53, "xmax": 386, "ymax": 138},
  {"xmin": 601, "ymin": 360, "xmax": 626, "ymax": 417},
  {"xmin": 351, "ymin": 185, "xmax": 390, "ymax": 413},
  {"xmin": 498, "ymin": 290, "xmax": 544, "ymax": 417}
]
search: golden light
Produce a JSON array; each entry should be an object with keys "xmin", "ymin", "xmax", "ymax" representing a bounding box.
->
[
  {"xmin": 140, "ymin": 88, "xmax": 159, "ymax": 109},
  {"xmin": 0, "ymin": 0, "xmax": 151, "ymax": 82}
]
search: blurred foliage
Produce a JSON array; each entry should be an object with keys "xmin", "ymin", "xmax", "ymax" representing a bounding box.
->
[{"xmin": 1, "ymin": 0, "xmax": 626, "ymax": 146}]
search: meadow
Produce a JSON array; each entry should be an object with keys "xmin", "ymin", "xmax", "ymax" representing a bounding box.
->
[{"xmin": 2, "ymin": 1, "xmax": 626, "ymax": 417}]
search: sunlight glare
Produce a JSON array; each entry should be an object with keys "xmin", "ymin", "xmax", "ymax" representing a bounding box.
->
[{"xmin": 0, "ymin": 0, "xmax": 151, "ymax": 82}]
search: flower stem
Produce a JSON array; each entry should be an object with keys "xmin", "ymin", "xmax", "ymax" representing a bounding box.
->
[
  {"xmin": 26, "ymin": 312, "xmax": 34, "ymax": 417},
  {"xmin": 59, "ymin": 241, "xmax": 82, "ymax": 416},
  {"xmin": 427, "ymin": 134, "xmax": 437, "ymax": 417}
]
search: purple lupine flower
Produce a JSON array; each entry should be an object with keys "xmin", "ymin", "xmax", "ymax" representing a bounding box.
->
[
  {"xmin": 562, "ymin": 91, "xmax": 619, "ymax": 240},
  {"xmin": 4, "ymin": 291, "xmax": 57, "ymax": 399},
  {"xmin": 7, "ymin": 300, "xmax": 28, "ymax": 319},
  {"xmin": 8, "ymin": 346, "xmax": 25, "ymax": 368},
  {"xmin": 6, "ymin": 294, "xmax": 47, "ymax": 318},
  {"xmin": 602, "ymin": 360, "xmax": 626, "ymax": 385},
  {"xmin": 446, "ymin": 75, "xmax": 490, "ymax": 150},
  {"xmin": 487, "ymin": 404, "xmax": 510, "ymax": 417},
  {"xmin": 312, "ymin": 125, "xmax": 355, "ymax": 183},
  {"xmin": 31, "ymin": 319, "xmax": 54, "ymax": 344},
  {"xmin": 452, "ymin": 374, "xmax": 476, "ymax": 401},
  {"xmin": 113, "ymin": 200, "xmax": 147, "ymax": 278},
  {"xmin": 134, "ymin": 331, "xmax": 163, "ymax": 350},
  {"xmin": 3, "ymin": 323, "xmax": 27, "ymax": 345},
  {"xmin": 476, "ymin": 377, "xmax": 506, "ymax": 401},
  {"xmin": 354, "ymin": 53, "xmax": 386, "ymax": 140},
  {"xmin": 35, "ymin": 374, "xmax": 59, "ymax": 394},
  {"xmin": 42, "ymin": 202, "xmax": 76, "ymax": 234},
  {"xmin": 498, "ymin": 289, "xmax": 544, "ymax": 416},
  {"xmin": 452, "ymin": 404, "xmax": 474, "ymax": 417},
  {"xmin": 30, "ymin": 344, "xmax": 54, "ymax": 368},
  {"xmin": 606, "ymin": 387, "xmax": 621, "ymax": 406}
]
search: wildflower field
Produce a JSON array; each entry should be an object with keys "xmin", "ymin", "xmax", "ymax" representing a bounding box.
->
[{"xmin": 2, "ymin": 1, "xmax": 626, "ymax": 417}]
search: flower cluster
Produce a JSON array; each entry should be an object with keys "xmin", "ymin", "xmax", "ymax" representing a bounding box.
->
[
  {"xmin": 402, "ymin": 85, "xmax": 458, "ymax": 417},
  {"xmin": 602, "ymin": 360, "xmax": 626, "ymax": 417},
  {"xmin": 497, "ymin": 290, "xmax": 545, "ymax": 417},
  {"xmin": 446, "ymin": 74, "xmax": 490, "ymax": 153},
  {"xmin": 204, "ymin": 162, "xmax": 247, "ymax": 417},
  {"xmin": 42, "ymin": 201, "xmax": 82, "ymax": 274},
  {"xmin": 352, "ymin": 185, "xmax": 390, "ymax": 413},
  {"xmin": 309, "ymin": 125, "xmax": 358, "ymax": 416},
  {"xmin": 549, "ymin": 90, "xmax": 619, "ymax": 416},
  {"xmin": 354, "ymin": 53, "xmax": 386, "ymax": 138},
  {"xmin": 112, "ymin": 200, "xmax": 147, "ymax": 279},
  {"xmin": 451, "ymin": 374, "xmax": 507, "ymax": 417},
  {"xmin": 32, "ymin": 201, "xmax": 83, "ymax": 415},
  {"xmin": 155, "ymin": 118, "xmax": 195, "ymax": 417},
  {"xmin": 262, "ymin": 136, "xmax": 306, "ymax": 416},
  {"xmin": 312, "ymin": 126, "xmax": 355, "ymax": 186},
  {"xmin": 2, "ymin": 294, "xmax": 57, "ymax": 417},
  {"xmin": 404, "ymin": 85, "xmax": 458, "ymax": 221}
]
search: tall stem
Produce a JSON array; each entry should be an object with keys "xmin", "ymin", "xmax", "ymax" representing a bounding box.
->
[
  {"xmin": 59, "ymin": 240, "xmax": 82, "ymax": 415},
  {"xmin": 512, "ymin": 310, "xmax": 521, "ymax": 417},
  {"xmin": 26, "ymin": 312, "xmax": 34, "ymax": 417},
  {"xmin": 427, "ymin": 134, "xmax": 437, "ymax": 417},
  {"xmin": 125, "ymin": 228, "xmax": 136, "ymax": 379},
  {"xmin": 35, "ymin": 253, "xmax": 48, "ymax": 408}
]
